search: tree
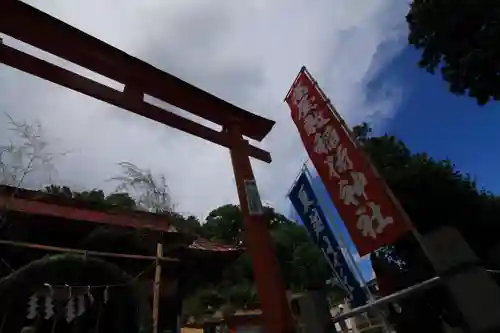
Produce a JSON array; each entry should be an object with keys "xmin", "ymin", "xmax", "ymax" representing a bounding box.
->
[
  {"xmin": 354, "ymin": 123, "xmax": 500, "ymax": 332},
  {"xmin": 181, "ymin": 204, "xmax": 345, "ymax": 320},
  {"xmin": 110, "ymin": 161, "xmax": 174, "ymax": 213},
  {"xmin": 0, "ymin": 114, "xmax": 69, "ymax": 188},
  {"xmin": 407, "ymin": 0, "xmax": 500, "ymax": 104},
  {"xmin": 44, "ymin": 185, "xmax": 137, "ymax": 210},
  {"xmin": 203, "ymin": 204, "xmax": 245, "ymax": 246}
]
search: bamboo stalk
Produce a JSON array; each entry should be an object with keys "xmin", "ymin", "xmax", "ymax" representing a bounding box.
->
[
  {"xmin": 152, "ymin": 242, "xmax": 163, "ymax": 333},
  {"xmin": 0, "ymin": 239, "xmax": 178, "ymax": 262}
]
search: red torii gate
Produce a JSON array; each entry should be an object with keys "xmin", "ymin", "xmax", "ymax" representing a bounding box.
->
[{"xmin": 0, "ymin": 1, "xmax": 295, "ymax": 332}]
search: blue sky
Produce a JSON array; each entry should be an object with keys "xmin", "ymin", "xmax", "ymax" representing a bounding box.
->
[
  {"xmin": 289, "ymin": 45, "xmax": 500, "ymax": 283},
  {"xmin": 376, "ymin": 47, "xmax": 500, "ymax": 194},
  {"xmin": 5, "ymin": 0, "xmax": 499, "ymax": 289}
]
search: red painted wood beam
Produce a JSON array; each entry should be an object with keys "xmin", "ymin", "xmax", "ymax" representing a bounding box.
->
[
  {"xmin": 0, "ymin": 42, "xmax": 271, "ymax": 163},
  {"xmin": 0, "ymin": 195, "xmax": 174, "ymax": 232},
  {"xmin": 0, "ymin": 0, "xmax": 275, "ymax": 142},
  {"xmin": 228, "ymin": 127, "xmax": 295, "ymax": 333}
]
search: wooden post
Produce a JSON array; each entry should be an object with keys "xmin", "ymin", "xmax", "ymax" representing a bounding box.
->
[
  {"xmin": 153, "ymin": 242, "xmax": 163, "ymax": 333},
  {"xmin": 226, "ymin": 125, "xmax": 295, "ymax": 333}
]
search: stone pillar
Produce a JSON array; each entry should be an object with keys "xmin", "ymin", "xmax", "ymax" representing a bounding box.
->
[
  {"xmin": 422, "ymin": 226, "xmax": 500, "ymax": 333},
  {"xmin": 291, "ymin": 291, "xmax": 333, "ymax": 333}
]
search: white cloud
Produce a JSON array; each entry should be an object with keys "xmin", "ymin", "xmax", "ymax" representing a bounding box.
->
[{"xmin": 0, "ymin": 0, "xmax": 409, "ymax": 218}]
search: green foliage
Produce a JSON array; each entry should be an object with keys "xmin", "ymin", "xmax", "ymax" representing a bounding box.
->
[
  {"xmin": 358, "ymin": 125, "xmax": 500, "ymax": 256},
  {"xmin": 182, "ymin": 204, "xmax": 340, "ymax": 319},
  {"xmin": 203, "ymin": 205, "xmax": 245, "ymax": 245},
  {"xmin": 407, "ymin": 0, "xmax": 500, "ymax": 104},
  {"xmin": 16, "ymin": 122, "xmax": 500, "ymax": 331},
  {"xmin": 353, "ymin": 123, "xmax": 500, "ymax": 332},
  {"xmin": 35, "ymin": 188, "xmax": 336, "ymax": 319},
  {"xmin": 44, "ymin": 185, "xmax": 137, "ymax": 210}
]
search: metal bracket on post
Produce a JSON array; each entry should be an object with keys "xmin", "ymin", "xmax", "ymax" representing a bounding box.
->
[{"xmin": 244, "ymin": 179, "xmax": 264, "ymax": 216}]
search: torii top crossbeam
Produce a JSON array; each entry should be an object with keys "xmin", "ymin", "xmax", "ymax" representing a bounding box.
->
[
  {"xmin": 0, "ymin": 0, "xmax": 273, "ymax": 162},
  {"xmin": 0, "ymin": 1, "xmax": 295, "ymax": 333}
]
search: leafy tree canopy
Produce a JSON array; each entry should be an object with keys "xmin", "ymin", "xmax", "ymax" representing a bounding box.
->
[
  {"xmin": 407, "ymin": 0, "xmax": 500, "ymax": 104},
  {"xmin": 5, "ymin": 113, "xmax": 500, "ymax": 331},
  {"xmin": 182, "ymin": 204, "xmax": 344, "ymax": 319},
  {"xmin": 354, "ymin": 123, "xmax": 500, "ymax": 332}
]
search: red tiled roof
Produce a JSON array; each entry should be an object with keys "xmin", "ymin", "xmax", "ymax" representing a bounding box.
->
[
  {"xmin": 0, "ymin": 185, "xmax": 242, "ymax": 254},
  {"xmin": 0, "ymin": 185, "xmax": 177, "ymax": 233}
]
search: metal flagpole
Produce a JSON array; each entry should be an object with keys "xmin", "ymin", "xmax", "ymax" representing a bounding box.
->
[
  {"xmin": 303, "ymin": 166, "xmax": 370, "ymax": 291},
  {"xmin": 285, "ymin": 159, "xmax": 310, "ymax": 197},
  {"xmin": 302, "ymin": 66, "xmax": 433, "ymax": 273},
  {"xmin": 303, "ymin": 165, "xmax": 391, "ymax": 333},
  {"xmin": 287, "ymin": 164, "xmax": 354, "ymax": 303}
]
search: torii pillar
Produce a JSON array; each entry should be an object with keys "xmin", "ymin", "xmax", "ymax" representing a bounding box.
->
[
  {"xmin": 0, "ymin": 1, "xmax": 295, "ymax": 332},
  {"xmin": 227, "ymin": 125, "xmax": 295, "ymax": 333}
]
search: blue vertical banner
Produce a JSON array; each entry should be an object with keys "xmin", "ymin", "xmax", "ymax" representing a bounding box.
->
[{"xmin": 289, "ymin": 171, "xmax": 367, "ymax": 308}]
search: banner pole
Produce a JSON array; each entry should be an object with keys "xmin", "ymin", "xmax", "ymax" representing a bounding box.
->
[
  {"xmin": 302, "ymin": 66, "xmax": 432, "ymax": 266},
  {"xmin": 285, "ymin": 159, "xmax": 310, "ymax": 198},
  {"xmin": 289, "ymin": 202, "xmax": 353, "ymax": 300},
  {"xmin": 287, "ymin": 168, "xmax": 355, "ymax": 302},
  {"xmin": 303, "ymin": 165, "xmax": 391, "ymax": 333}
]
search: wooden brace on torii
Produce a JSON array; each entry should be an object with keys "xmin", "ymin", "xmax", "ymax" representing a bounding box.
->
[{"xmin": 0, "ymin": 1, "xmax": 295, "ymax": 332}]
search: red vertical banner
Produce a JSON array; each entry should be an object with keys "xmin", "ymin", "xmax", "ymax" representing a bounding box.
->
[{"xmin": 285, "ymin": 67, "xmax": 410, "ymax": 256}]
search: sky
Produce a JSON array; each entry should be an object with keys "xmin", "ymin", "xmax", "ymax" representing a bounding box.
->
[
  {"xmin": 0, "ymin": 0, "xmax": 409, "ymax": 218},
  {"xmin": 289, "ymin": 40, "xmax": 500, "ymax": 283},
  {"xmin": 3, "ymin": 0, "xmax": 500, "ymax": 287},
  {"xmin": 380, "ymin": 48, "xmax": 500, "ymax": 194},
  {"xmin": 286, "ymin": 17, "xmax": 500, "ymax": 283}
]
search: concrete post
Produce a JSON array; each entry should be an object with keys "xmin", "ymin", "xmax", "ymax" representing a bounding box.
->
[
  {"xmin": 291, "ymin": 291, "xmax": 334, "ymax": 333},
  {"xmin": 422, "ymin": 226, "xmax": 500, "ymax": 333}
]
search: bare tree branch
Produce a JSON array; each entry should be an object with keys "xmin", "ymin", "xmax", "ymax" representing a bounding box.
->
[
  {"xmin": 0, "ymin": 114, "xmax": 71, "ymax": 231},
  {"xmin": 0, "ymin": 113, "xmax": 70, "ymax": 188},
  {"xmin": 109, "ymin": 162, "xmax": 174, "ymax": 213}
]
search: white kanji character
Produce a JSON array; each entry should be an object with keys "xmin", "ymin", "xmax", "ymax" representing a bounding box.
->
[
  {"xmin": 324, "ymin": 145, "xmax": 352, "ymax": 179},
  {"xmin": 324, "ymin": 242, "xmax": 354, "ymax": 295},
  {"xmin": 324, "ymin": 155, "xmax": 340, "ymax": 179},
  {"xmin": 335, "ymin": 144, "xmax": 353, "ymax": 173},
  {"xmin": 339, "ymin": 266, "xmax": 354, "ymax": 294},
  {"xmin": 314, "ymin": 125, "xmax": 339, "ymax": 155},
  {"xmin": 323, "ymin": 235, "xmax": 334, "ymax": 256},
  {"xmin": 314, "ymin": 133, "xmax": 329, "ymax": 155},
  {"xmin": 356, "ymin": 210, "xmax": 377, "ymax": 238},
  {"xmin": 355, "ymin": 202, "xmax": 394, "ymax": 238},
  {"xmin": 322, "ymin": 125, "xmax": 340, "ymax": 152},
  {"xmin": 339, "ymin": 172, "xmax": 367, "ymax": 206},
  {"xmin": 296, "ymin": 96, "xmax": 317, "ymax": 120},
  {"xmin": 292, "ymin": 84, "xmax": 308, "ymax": 105},
  {"xmin": 310, "ymin": 208, "xmax": 324, "ymax": 238},
  {"xmin": 369, "ymin": 202, "xmax": 394, "ymax": 234},
  {"xmin": 332, "ymin": 248, "xmax": 342, "ymax": 269},
  {"xmin": 339, "ymin": 179, "xmax": 359, "ymax": 206},
  {"xmin": 298, "ymin": 185, "xmax": 313, "ymax": 213},
  {"xmin": 303, "ymin": 111, "xmax": 329, "ymax": 136},
  {"xmin": 350, "ymin": 171, "xmax": 368, "ymax": 200}
]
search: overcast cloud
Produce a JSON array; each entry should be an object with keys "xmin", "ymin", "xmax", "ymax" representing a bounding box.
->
[{"xmin": 0, "ymin": 0, "xmax": 409, "ymax": 219}]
